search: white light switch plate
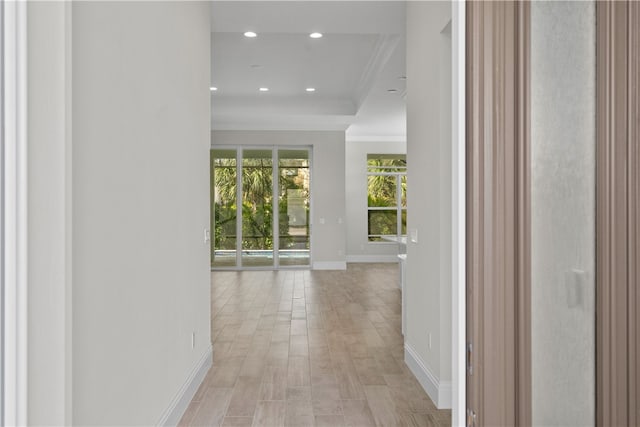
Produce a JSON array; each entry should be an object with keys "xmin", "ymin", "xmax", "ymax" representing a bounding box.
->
[
  {"xmin": 410, "ymin": 229, "xmax": 418, "ymax": 243},
  {"xmin": 565, "ymin": 269, "xmax": 585, "ymax": 308}
]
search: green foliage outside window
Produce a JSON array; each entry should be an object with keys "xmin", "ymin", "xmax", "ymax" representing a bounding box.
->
[
  {"xmin": 367, "ymin": 155, "xmax": 407, "ymax": 241},
  {"xmin": 211, "ymin": 151, "xmax": 310, "ymax": 254}
]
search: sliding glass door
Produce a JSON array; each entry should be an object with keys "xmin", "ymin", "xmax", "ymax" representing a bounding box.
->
[
  {"xmin": 241, "ymin": 149, "xmax": 274, "ymax": 267},
  {"xmin": 211, "ymin": 147, "xmax": 311, "ymax": 269},
  {"xmin": 278, "ymin": 150, "xmax": 310, "ymax": 266},
  {"xmin": 211, "ymin": 149, "xmax": 237, "ymax": 268}
]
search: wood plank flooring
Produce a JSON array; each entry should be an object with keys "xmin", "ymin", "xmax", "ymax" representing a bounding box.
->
[{"xmin": 180, "ymin": 263, "xmax": 452, "ymax": 427}]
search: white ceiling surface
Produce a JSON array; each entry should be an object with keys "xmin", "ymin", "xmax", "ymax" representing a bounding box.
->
[{"xmin": 211, "ymin": 1, "xmax": 407, "ymax": 139}]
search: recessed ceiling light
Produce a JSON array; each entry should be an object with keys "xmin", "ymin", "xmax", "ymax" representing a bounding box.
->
[
  {"xmin": 244, "ymin": 31, "xmax": 257, "ymax": 38},
  {"xmin": 250, "ymin": 64, "xmax": 263, "ymax": 69},
  {"xmin": 305, "ymin": 87, "xmax": 316, "ymax": 92},
  {"xmin": 387, "ymin": 89, "xmax": 398, "ymax": 93},
  {"xmin": 309, "ymin": 32, "xmax": 323, "ymax": 39},
  {"xmin": 398, "ymin": 76, "xmax": 407, "ymax": 80},
  {"xmin": 210, "ymin": 87, "xmax": 218, "ymax": 91},
  {"xmin": 259, "ymin": 87, "xmax": 269, "ymax": 92}
]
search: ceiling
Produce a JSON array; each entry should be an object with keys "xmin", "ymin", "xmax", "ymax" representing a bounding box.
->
[{"xmin": 211, "ymin": 1, "xmax": 407, "ymax": 139}]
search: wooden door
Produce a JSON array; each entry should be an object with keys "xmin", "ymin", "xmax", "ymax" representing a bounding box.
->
[{"xmin": 466, "ymin": 1, "xmax": 640, "ymax": 425}]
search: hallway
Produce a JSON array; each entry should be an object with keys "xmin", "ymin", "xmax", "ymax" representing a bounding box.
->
[{"xmin": 180, "ymin": 264, "xmax": 452, "ymax": 426}]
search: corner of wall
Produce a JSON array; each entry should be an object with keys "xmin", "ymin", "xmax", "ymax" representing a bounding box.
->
[
  {"xmin": 404, "ymin": 342, "xmax": 452, "ymax": 410},
  {"xmin": 158, "ymin": 345, "xmax": 212, "ymax": 427},
  {"xmin": 405, "ymin": 0, "xmax": 453, "ymax": 413}
]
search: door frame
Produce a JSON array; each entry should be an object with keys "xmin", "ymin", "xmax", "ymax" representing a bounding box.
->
[
  {"xmin": 2, "ymin": 0, "xmax": 29, "ymax": 424},
  {"xmin": 210, "ymin": 145, "xmax": 313, "ymax": 270},
  {"xmin": 465, "ymin": 2, "xmax": 530, "ymax": 424},
  {"xmin": 451, "ymin": 1, "xmax": 466, "ymax": 425},
  {"xmin": 596, "ymin": 1, "xmax": 640, "ymax": 424}
]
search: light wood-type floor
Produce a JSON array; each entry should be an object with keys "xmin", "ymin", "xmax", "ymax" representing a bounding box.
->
[{"xmin": 180, "ymin": 263, "xmax": 452, "ymax": 427}]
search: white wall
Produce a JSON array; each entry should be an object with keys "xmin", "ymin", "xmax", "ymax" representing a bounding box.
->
[
  {"xmin": 71, "ymin": 2, "xmax": 211, "ymax": 424},
  {"xmin": 405, "ymin": 1, "xmax": 452, "ymax": 409},
  {"xmin": 27, "ymin": 2, "xmax": 72, "ymax": 424},
  {"xmin": 345, "ymin": 139, "xmax": 406, "ymax": 262},
  {"xmin": 531, "ymin": 2, "xmax": 596, "ymax": 425},
  {"xmin": 212, "ymin": 130, "xmax": 346, "ymax": 270}
]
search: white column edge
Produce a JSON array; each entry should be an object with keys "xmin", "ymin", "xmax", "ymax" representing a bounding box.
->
[
  {"xmin": 3, "ymin": 0, "xmax": 29, "ymax": 424},
  {"xmin": 451, "ymin": 1, "xmax": 466, "ymax": 426}
]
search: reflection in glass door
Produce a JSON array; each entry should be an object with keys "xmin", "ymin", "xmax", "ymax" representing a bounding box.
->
[
  {"xmin": 211, "ymin": 147, "xmax": 311, "ymax": 269},
  {"xmin": 278, "ymin": 150, "xmax": 310, "ymax": 266}
]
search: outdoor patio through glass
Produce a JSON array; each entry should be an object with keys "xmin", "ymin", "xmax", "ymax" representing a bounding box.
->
[{"xmin": 211, "ymin": 147, "xmax": 311, "ymax": 269}]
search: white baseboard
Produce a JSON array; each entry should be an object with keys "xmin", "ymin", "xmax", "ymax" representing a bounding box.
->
[
  {"xmin": 158, "ymin": 344, "xmax": 213, "ymax": 426},
  {"xmin": 438, "ymin": 380, "xmax": 452, "ymax": 409},
  {"xmin": 345, "ymin": 255, "xmax": 399, "ymax": 263},
  {"xmin": 404, "ymin": 342, "xmax": 452, "ymax": 409},
  {"xmin": 312, "ymin": 261, "xmax": 347, "ymax": 270}
]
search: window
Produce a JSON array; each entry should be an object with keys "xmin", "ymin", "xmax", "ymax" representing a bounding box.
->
[{"xmin": 367, "ymin": 154, "xmax": 406, "ymax": 242}]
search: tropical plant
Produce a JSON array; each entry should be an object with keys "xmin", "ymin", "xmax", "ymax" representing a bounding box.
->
[
  {"xmin": 210, "ymin": 153, "xmax": 311, "ymax": 255},
  {"xmin": 367, "ymin": 157, "xmax": 407, "ymax": 238}
]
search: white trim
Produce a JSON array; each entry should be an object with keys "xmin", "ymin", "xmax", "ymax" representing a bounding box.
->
[
  {"xmin": 354, "ymin": 34, "xmax": 400, "ymax": 109},
  {"xmin": 438, "ymin": 381, "xmax": 453, "ymax": 409},
  {"xmin": 272, "ymin": 149, "xmax": 279, "ymax": 269},
  {"xmin": 211, "ymin": 120, "xmax": 351, "ymax": 133},
  {"xmin": 404, "ymin": 342, "xmax": 452, "ymax": 410},
  {"xmin": 451, "ymin": 1, "xmax": 466, "ymax": 425},
  {"xmin": 345, "ymin": 255, "xmax": 398, "ymax": 263},
  {"xmin": 157, "ymin": 345, "xmax": 213, "ymax": 427},
  {"xmin": 312, "ymin": 261, "xmax": 346, "ymax": 271},
  {"xmin": 64, "ymin": 2, "xmax": 73, "ymax": 420},
  {"xmin": 308, "ymin": 146, "xmax": 314, "ymax": 269},
  {"xmin": 235, "ymin": 148, "xmax": 242, "ymax": 267},
  {"xmin": 3, "ymin": 1, "xmax": 28, "ymax": 424},
  {"xmin": 345, "ymin": 135, "xmax": 406, "ymax": 143}
]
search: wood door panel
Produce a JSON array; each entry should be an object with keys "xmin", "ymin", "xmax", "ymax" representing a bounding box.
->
[
  {"xmin": 596, "ymin": 1, "xmax": 640, "ymax": 424},
  {"xmin": 466, "ymin": 2, "xmax": 530, "ymax": 425}
]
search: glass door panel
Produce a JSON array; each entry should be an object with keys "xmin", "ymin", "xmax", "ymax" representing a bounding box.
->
[
  {"xmin": 531, "ymin": 2, "xmax": 595, "ymax": 424},
  {"xmin": 278, "ymin": 150, "xmax": 310, "ymax": 266},
  {"xmin": 211, "ymin": 146, "xmax": 312, "ymax": 269},
  {"xmin": 241, "ymin": 149, "xmax": 274, "ymax": 267},
  {"xmin": 211, "ymin": 149, "xmax": 238, "ymax": 268}
]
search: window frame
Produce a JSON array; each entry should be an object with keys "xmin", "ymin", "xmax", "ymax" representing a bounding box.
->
[{"xmin": 366, "ymin": 155, "xmax": 406, "ymax": 242}]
